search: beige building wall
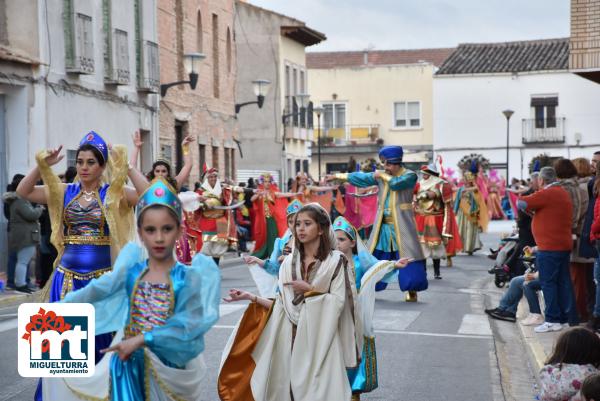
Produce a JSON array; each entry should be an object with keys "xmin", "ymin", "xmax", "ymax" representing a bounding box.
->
[
  {"xmin": 306, "ymin": 63, "xmax": 435, "ymax": 178},
  {"xmin": 308, "ymin": 63, "xmax": 435, "ymax": 148}
]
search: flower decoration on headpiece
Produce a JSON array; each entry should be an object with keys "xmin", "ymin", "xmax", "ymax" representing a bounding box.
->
[
  {"xmin": 136, "ymin": 178, "xmax": 182, "ymax": 221},
  {"xmin": 333, "ymin": 216, "xmax": 357, "ymax": 241},
  {"xmin": 258, "ymin": 172, "xmax": 273, "ymax": 184},
  {"xmin": 286, "ymin": 199, "xmax": 303, "ymax": 216},
  {"xmin": 378, "ymin": 145, "xmax": 403, "ymax": 164},
  {"xmin": 79, "ymin": 131, "xmax": 109, "ymax": 163},
  {"xmin": 444, "ymin": 167, "xmax": 456, "ymax": 179}
]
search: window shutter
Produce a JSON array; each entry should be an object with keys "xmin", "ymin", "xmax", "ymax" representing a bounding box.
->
[
  {"xmin": 292, "ymin": 98, "xmax": 298, "ymax": 127},
  {"xmin": 307, "ymin": 102, "xmax": 314, "ymax": 129}
]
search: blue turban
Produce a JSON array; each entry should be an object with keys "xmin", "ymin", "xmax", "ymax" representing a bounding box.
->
[{"xmin": 378, "ymin": 146, "xmax": 403, "ymax": 164}]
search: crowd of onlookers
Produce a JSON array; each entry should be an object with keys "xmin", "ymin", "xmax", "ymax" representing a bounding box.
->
[{"xmin": 485, "ymin": 151, "xmax": 600, "ymax": 400}]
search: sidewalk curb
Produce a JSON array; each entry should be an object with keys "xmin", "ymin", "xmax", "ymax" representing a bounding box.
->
[{"xmin": 517, "ymin": 322, "xmax": 548, "ymax": 372}]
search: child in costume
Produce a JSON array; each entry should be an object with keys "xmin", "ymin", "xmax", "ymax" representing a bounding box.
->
[
  {"xmin": 243, "ymin": 200, "xmax": 302, "ymax": 297},
  {"xmin": 43, "ymin": 178, "xmax": 221, "ymax": 401},
  {"xmin": 218, "ymin": 203, "xmax": 361, "ymax": 401},
  {"xmin": 333, "ymin": 216, "xmax": 409, "ymax": 400}
]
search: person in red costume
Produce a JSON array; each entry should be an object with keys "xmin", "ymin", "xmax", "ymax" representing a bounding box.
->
[{"xmin": 250, "ymin": 172, "xmax": 295, "ymax": 259}]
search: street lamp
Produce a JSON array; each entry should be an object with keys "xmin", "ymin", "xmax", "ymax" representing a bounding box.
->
[
  {"xmin": 313, "ymin": 105, "xmax": 324, "ymax": 178},
  {"xmin": 160, "ymin": 53, "xmax": 205, "ymax": 97},
  {"xmin": 502, "ymin": 109, "xmax": 514, "ymax": 180},
  {"xmin": 280, "ymin": 93, "xmax": 310, "ymax": 187},
  {"xmin": 235, "ymin": 79, "xmax": 271, "ymax": 114}
]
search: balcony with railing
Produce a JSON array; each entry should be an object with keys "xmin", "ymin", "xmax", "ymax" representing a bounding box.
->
[
  {"xmin": 283, "ymin": 99, "xmax": 314, "ymax": 141},
  {"xmin": 521, "ymin": 117, "xmax": 565, "ymax": 144},
  {"xmin": 313, "ymin": 124, "xmax": 382, "ymax": 154}
]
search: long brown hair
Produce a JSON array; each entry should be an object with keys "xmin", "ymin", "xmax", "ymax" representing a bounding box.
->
[
  {"xmin": 294, "ymin": 204, "xmax": 333, "ymax": 261},
  {"xmin": 545, "ymin": 328, "xmax": 600, "ymax": 369}
]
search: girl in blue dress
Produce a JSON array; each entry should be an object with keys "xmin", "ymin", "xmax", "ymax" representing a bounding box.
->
[
  {"xmin": 333, "ymin": 216, "xmax": 409, "ymax": 400},
  {"xmin": 45, "ymin": 178, "xmax": 221, "ymax": 400}
]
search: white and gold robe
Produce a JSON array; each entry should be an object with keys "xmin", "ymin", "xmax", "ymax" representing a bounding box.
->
[{"xmin": 218, "ymin": 250, "xmax": 362, "ymax": 401}]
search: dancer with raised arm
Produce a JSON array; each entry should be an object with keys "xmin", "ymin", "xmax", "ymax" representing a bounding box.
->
[{"xmin": 326, "ymin": 146, "xmax": 427, "ymax": 302}]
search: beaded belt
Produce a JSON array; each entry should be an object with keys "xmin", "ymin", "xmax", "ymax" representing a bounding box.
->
[
  {"xmin": 64, "ymin": 235, "xmax": 111, "ymax": 246},
  {"xmin": 383, "ymin": 215, "xmax": 395, "ymax": 224},
  {"xmin": 58, "ymin": 265, "xmax": 112, "ymax": 299}
]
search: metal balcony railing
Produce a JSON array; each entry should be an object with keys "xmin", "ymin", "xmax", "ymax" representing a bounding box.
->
[
  {"xmin": 313, "ymin": 124, "xmax": 380, "ymax": 145},
  {"xmin": 521, "ymin": 117, "xmax": 565, "ymax": 144}
]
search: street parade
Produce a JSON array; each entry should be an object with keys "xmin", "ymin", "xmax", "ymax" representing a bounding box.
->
[{"xmin": 2, "ymin": 1, "xmax": 600, "ymax": 401}]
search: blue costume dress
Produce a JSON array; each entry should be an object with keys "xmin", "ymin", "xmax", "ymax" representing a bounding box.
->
[
  {"xmin": 62, "ymin": 243, "xmax": 221, "ymax": 401},
  {"xmin": 35, "ymin": 184, "xmax": 115, "ymax": 401},
  {"xmin": 347, "ymin": 252, "xmax": 381, "ymax": 394},
  {"xmin": 262, "ymin": 230, "xmax": 292, "ymax": 276}
]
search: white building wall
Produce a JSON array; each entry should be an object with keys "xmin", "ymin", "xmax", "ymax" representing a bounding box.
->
[{"xmin": 433, "ymin": 71, "xmax": 600, "ymax": 180}]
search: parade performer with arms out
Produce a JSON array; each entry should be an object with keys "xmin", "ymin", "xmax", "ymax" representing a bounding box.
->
[
  {"xmin": 47, "ymin": 178, "xmax": 221, "ymax": 401},
  {"xmin": 16, "ymin": 131, "xmax": 148, "ymax": 401},
  {"xmin": 326, "ymin": 145, "xmax": 427, "ymax": 302},
  {"xmin": 454, "ymin": 161, "xmax": 489, "ymax": 255},
  {"xmin": 250, "ymin": 172, "xmax": 292, "ymax": 259},
  {"xmin": 218, "ymin": 203, "xmax": 361, "ymax": 401},
  {"xmin": 192, "ymin": 163, "xmax": 242, "ymax": 266},
  {"xmin": 414, "ymin": 163, "xmax": 461, "ymax": 279},
  {"xmin": 333, "ymin": 216, "xmax": 410, "ymax": 400}
]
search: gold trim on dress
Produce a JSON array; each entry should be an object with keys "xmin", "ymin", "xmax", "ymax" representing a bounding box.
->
[
  {"xmin": 64, "ymin": 235, "xmax": 111, "ymax": 245},
  {"xmin": 58, "ymin": 266, "xmax": 112, "ymax": 300}
]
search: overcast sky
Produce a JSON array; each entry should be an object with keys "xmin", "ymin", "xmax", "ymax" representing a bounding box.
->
[{"xmin": 246, "ymin": 0, "xmax": 570, "ymax": 52}]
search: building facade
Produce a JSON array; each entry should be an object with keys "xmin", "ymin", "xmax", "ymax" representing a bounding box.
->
[
  {"xmin": 234, "ymin": 1, "xmax": 325, "ymax": 187},
  {"xmin": 158, "ymin": 0, "xmax": 237, "ymax": 186},
  {"xmin": 434, "ymin": 38, "xmax": 600, "ymax": 180},
  {"xmin": 0, "ymin": 0, "xmax": 160, "ymax": 265},
  {"xmin": 570, "ymin": 0, "xmax": 600, "ymax": 83},
  {"xmin": 306, "ymin": 48, "xmax": 453, "ymax": 176}
]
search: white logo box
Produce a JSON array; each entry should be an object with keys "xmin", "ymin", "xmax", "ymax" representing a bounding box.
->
[{"xmin": 18, "ymin": 303, "xmax": 95, "ymax": 378}]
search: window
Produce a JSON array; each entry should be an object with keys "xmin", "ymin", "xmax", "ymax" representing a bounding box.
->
[
  {"xmin": 138, "ymin": 41, "xmax": 159, "ymax": 92},
  {"xmin": 198, "ymin": 144, "xmax": 206, "ymax": 176},
  {"xmin": 212, "ymin": 146, "xmax": 219, "ymax": 172},
  {"xmin": 394, "ymin": 101, "xmax": 420, "ymax": 128},
  {"xmin": 531, "ymin": 97, "xmax": 558, "ymax": 129},
  {"xmin": 323, "ymin": 103, "xmax": 346, "ymax": 130},
  {"xmin": 139, "ymin": 130, "xmax": 152, "ymax": 173},
  {"xmin": 300, "ymin": 70, "xmax": 305, "ymax": 93},
  {"xmin": 226, "ymin": 27, "xmax": 232, "ymax": 73},
  {"xmin": 212, "ymin": 13, "xmax": 219, "ymax": 98},
  {"xmin": 285, "ymin": 65, "xmax": 291, "ymax": 112},
  {"xmin": 66, "ymin": 12, "xmax": 94, "ymax": 74},
  {"xmin": 102, "ymin": 0, "xmax": 112, "ymax": 80},
  {"xmin": 67, "ymin": 150, "xmax": 78, "ymax": 167},
  {"xmin": 196, "ymin": 11, "xmax": 203, "ymax": 52},
  {"xmin": 160, "ymin": 144, "xmax": 173, "ymax": 166},
  {"xmin": 224, "ymin": 147, "xmax": 231, "ymax": 178},
  {"xmin": 113, "ymin": 29, "xmax": 129, "ymax": 83},
  {"xmin": 174, "ymin": 121, "xmax": 186, "ymax": 174}
]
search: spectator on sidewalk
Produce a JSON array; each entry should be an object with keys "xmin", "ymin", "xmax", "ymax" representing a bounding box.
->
[
  {"xmin": 570, "ymin": 157, "xmax": 597, "ymax": 324},
  {"xmin": 581, "ymin": 373, "xmax": 600, "ymax": 401},
  {"xmin": 2, "ymin": 174, "xmax": 24, "ymax": 289},
  {"xmin": 518, "ymin": 166, "xmax": 577, "ymax": 333},
  {"xmin": 485, "ymin": 270, "xmax": 543, "ymax": 325},
  {"xmin": 4, "ymin": 175, "xmax": 43, "ymax": 293},
  {"xmin": 538, "ymin": 327, "xmax": 600, "ymax": 401},
  {"xmin": 589, "ymin": 152, "xmax": 600, "ymax": 332}
]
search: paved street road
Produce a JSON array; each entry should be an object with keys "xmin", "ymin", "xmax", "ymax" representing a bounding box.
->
[{"xmin": 0, "ymin": 222, "xmax": 537, "ymax": 401}]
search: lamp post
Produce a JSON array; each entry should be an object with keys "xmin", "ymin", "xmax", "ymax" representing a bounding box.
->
[
  {"xmin": 160, "ymin": 53, "xmax": 205, "ymax": 97},
  {"xmin": 313, "ymin": 105, "xmax": 324, "ymax": 178},
  {"xmin": 502, "ymin": 109, "xmax": 514, "ymax": 180},
  {"xmin": 235, "ymin": 79, "xmax": 271, "ymax": 114},
  {"xmin": 281, "ymin": 93, "xmax": 310, "ymax": 186}
]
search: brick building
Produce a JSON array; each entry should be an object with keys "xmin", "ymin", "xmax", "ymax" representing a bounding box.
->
[
  {"xmin": 570, "ymin": 0, "xmax": 600, "ymax": 83},
  {"xmin": 158, "ymin": 0, "xmax": 238, "ymax": 186}
]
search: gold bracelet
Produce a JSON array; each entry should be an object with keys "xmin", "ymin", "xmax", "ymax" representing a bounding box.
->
[{"xmin": 182, "ymin": 144, "xmax": 190, "ymax": 156}]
